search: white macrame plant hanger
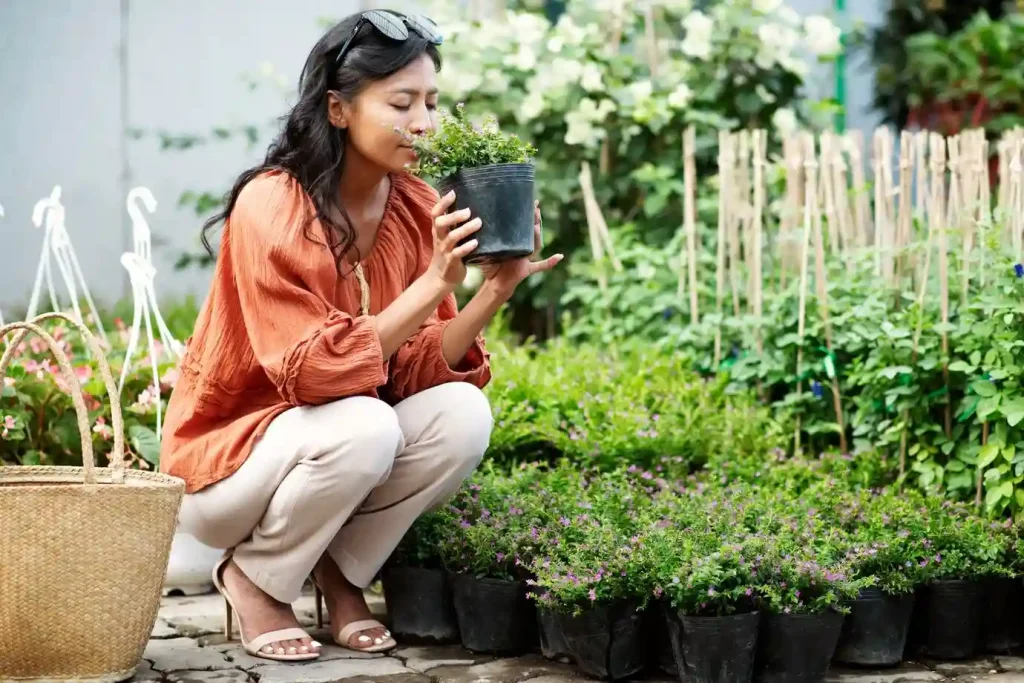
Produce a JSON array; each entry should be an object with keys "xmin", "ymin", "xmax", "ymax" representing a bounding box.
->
[{"xmin": 118, "ymin": 187, "xmax": 184, "ymax": 441}]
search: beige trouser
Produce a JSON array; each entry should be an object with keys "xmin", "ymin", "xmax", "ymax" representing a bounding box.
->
[{"xmin": 178, "ymin": 381, "xmax": 492, "ymax": 604}]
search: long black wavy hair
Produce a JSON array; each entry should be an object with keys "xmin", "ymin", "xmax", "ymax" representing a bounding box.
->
[{"xmin": 200, "ymin": 13, "xmax": 442, "ymax": 271}]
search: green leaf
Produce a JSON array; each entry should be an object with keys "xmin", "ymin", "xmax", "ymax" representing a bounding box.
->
[
  {"xmin": 977, "ymin": 395, "xmax": 1002, "ymax": 421},
  {"xmin": 972, "ymin": 380, "xmax": 997, "ymax": 398},
  {"xmin": 128, "ymin": 425, "xmax": 161, "ymax": 466},
  {"xmin": 948, "ymin": 360, "xmax": 975, "ymax": 373},
  {"xmin": 879, "ymin": 366, "xmax": 912, "ymax": 380},
  {"xmin": 979, "ymin": 443, "xmax": 1001, "ymax": 469},
  {"xmin": 1003, "ymin": 398, "xmax": 1024, "ymax": 427}
]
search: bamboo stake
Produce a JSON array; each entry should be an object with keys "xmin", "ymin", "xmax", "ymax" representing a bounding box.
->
[
  {"xmin": 979, "ymin": 134, "xmax": 991, "ymax": 289},
  {"xmin": 915, "ymin": 130, "xmax": 929, "ymax": 226},
  {"xmin": 752, "ymin": 129, "xmax": 766, "ymax": 355},
  {"xmin": 643, "ymin": 1, "xmax": 659, "ymax": 79},
  {"xmin": 896, "ymin": 131, "xmax": 913, "ymax": 288},
  {"xmin": 794, "ymin": 132, "xmax": 816, "ymax": 457},
  {"xmin": 727, "ymin": 138, "xmax": 744, "ymax": 316},
  {"xmin": 846, "ymin": 131, "xmax": 871, "ymax": 248},
  {"xmin": 899, "ymin": 139, "xmax": 939, "ymax": 479},
  {"xmin": 872, "ymin": 130, "xmax": 888, "ymax": 279},
  {"xmin": 681, "ymin": 126, "xmax": 699, "ymax": 324},
  {"xmin": 932, "ymin": 134, "xmax": 952, "ymax": 439},
  {"xmin": 714, "ymin": 132, "xmax": 733, "ymax": 366},
  {"xmin": 780, "ymin": 134, "xmax": 804, "ymax": 290},
  {"xmin": 821, "ymin": 133, "xmax": 841, "ymax": 257},
  {"xmin": 809, "ymin": 136, "xmax": 848, "ymax": 454},
  {"xmin": 830, "ymin": 134, "xmax": 854, "ymax": 269},
  {"xmin": 737, "ymin": 131, "xmax": 752, "ymax": 289}
]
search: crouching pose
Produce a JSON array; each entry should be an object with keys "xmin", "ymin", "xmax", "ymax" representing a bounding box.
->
[{"xmin": 160, "ymin": 9, "xmax": 561, "ymax": 663}]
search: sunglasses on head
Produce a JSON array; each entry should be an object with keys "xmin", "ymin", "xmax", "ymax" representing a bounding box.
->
[{"xmin": 335, "ymin": 10, "xmax": 443, "ymax": 66}]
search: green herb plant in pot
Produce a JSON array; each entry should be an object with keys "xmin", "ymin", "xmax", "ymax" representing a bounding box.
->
[{"xmin": 409, "ymin": 103, "xmax": 537, "ymax": 265}]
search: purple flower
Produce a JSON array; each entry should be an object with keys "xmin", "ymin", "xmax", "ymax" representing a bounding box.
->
[
  {"xmin": 560, "ymin": 516, "xmax": 571, "ymax": 527},
  {"xmin": 745, "ymin": 588, "xmax": 753, "ymax": 597},
  {"xmin": 588, "ymin": 589, "xmax": 597, "ymax": 602},
  {"xmin": 811, "ymin": 381, "xmax": 824, "ymax": 398},
  {"xmin": 707, "ymin": 586, "xmax": 716, "ymax": 596},
  {"xmin": 460, "ymin": 520, "xmax": 472, "ymax": 529},
  {"xmin": 1015, "ymin": 263, "xmax": 1024, "ymax": 278},
  {"xmin": 496, "ymin": 552, "xmax": 505, "ymax": 563}
]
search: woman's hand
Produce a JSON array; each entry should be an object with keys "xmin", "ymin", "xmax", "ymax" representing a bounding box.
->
[
  {"xmin": 429, "ymin": 190, "xmax": 481, "ymax": 290},
  {"xmin": 479, "ymin": 202, "xmax": 563, "ymax": 301}
]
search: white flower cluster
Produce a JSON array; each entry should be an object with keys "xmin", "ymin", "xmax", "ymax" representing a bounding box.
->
[{"xmin": 426, "ymin": 0, "xmax": 838, "ymax": 148}]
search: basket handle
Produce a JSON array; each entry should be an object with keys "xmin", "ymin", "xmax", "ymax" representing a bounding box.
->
[{"xmin": 0, "ymin": 312, "xmax": 127, "ymax": 483}]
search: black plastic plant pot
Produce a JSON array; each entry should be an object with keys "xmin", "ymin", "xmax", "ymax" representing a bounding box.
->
[
  {"xmin": 381, "ymin": 566, "xmax": 459, "ymax": 644},
  {"xmin": 556, "ymin": 601, "xmax": 646, "ymax": 681},
  {"xmin": 755, "ymin": 611, "xmax": 843, "ymax": 683},
  {"xmin": 437, "ymin": 163, "xmax": 536, "ymax": 265},
  {"xmin": 833, "ymin": 588, "xmax": 915, "ymax": 667},
  {"xmin": 652, "ymin": 602, "xmax": 678, "ymax": 678},
  {"xmin": 537, "ymin": 607, "xmax": 572, "ymax": 662},
  {"xmin": 451, "ymin": 574, "xmax": 537, "ymax": 655},
  {"xmin": 982, "ymin": 576, "xmax": 1024, "ymax": 654},
  {"xmin": 922, "ymin": 579, "xmax": 982, "ymax": 660},
  {"xmin": 665, "ymin": 610, "xmax": 760, "ymax": 683}
]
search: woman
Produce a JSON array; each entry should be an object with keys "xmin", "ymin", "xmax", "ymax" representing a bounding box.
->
[{"xmin": 159, "ymin": 10, "xmax": 561, "ymax": 663}]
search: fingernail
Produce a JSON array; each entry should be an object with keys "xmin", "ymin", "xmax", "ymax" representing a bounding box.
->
[
  {"xmin": 446, "ymin": 190, "xmax": 455, "ymax": 199},
  {"xmin": 311, "ymin": 640, "xmax": 322, "ymax": 649}
]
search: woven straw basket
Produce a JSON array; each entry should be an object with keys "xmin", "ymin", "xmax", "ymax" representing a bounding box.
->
[{"xmin": 0, "ymin": 313, "xmax": 185, "ymax": 683}]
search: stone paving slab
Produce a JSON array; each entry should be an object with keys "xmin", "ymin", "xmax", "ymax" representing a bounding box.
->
[{"xmin": 138, "ymin": 593, "xmax": 1024, "ymax": 682}]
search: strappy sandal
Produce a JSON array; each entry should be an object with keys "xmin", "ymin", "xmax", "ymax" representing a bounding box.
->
[
  {"xmin": 311, "ymin": 576, "xmax": 397, "ymax": 653},
  {"xmin": 212, "ymin": 554, "xmax": 320, "ymax": 662}
]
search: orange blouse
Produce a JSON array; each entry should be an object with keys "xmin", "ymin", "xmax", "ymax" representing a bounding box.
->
[{"xmin": 159, "ymin": 170, "xmax": 491, "ymax": 493}]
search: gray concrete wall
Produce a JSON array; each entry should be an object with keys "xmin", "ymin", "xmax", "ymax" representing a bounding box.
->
[{"xmin": 0, "ymin": 0, "xmax": 884, "ymax": 312}]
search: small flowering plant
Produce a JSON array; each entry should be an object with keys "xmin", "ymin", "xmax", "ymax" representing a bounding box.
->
[
  {"xmin": 0, "ymin": 316, "xmax": 172, "ymax": 470},
  {"xmin": 656, "ymin": 532, "xmax": 768, "ymax": 617},
  {"xmin": 408, "ymin": 103, "xmax": 536, "ymax": 180}
]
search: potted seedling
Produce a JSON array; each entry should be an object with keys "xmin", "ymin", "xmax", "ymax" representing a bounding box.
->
[
  {"xmin": 409, "ymin": 103, "xmax": 537, "ymax": 265},
  {"xmin": 382, "ymin": 512, "xmax": 459, "ymax": 644}
]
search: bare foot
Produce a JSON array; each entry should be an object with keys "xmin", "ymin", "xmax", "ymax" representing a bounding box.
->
[
  {"xmin": 221, "ymin": 559, "xmax": 321, "ymax": 658},
  {"xmin": 314, "ymin": 557, "xmax": 394, "ymax": 650}
]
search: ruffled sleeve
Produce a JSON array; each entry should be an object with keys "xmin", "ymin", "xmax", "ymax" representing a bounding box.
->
[
  {"xmin": 388, "ymin": 293, "xmax": 491, "ymax": 401},
  {"xmin": 383, "ymin": 174, "xmax": 491, "ymax": 400},
  {"xmin": 228, "ymin": 173, "xmax": 388, "ymax": 405}
]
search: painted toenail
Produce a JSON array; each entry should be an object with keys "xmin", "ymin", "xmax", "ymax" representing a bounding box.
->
[
  {"xmin": 358, "ymin": 635, "xmax": 372, "ymax": 643},
  {"xmin": 374, "ymin": 637, "xmax": 383, "ymax": 645},
  {"xmin": 263, "ymin": 646, "xmax": 274, "ymax": 653},
  {"xmin": 312, "ymin": 640, "xmax": 322, "ymax": 648},
  {"xmin": 300, "ymin": 646, "xmax": 309, "ymax": 653},
  {"xmin": 287, "ymin": 647, "xmax": 297, "ymax": 655}
]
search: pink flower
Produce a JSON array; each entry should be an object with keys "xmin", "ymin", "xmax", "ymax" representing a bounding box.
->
[
  {"xmin": 93, "ymin": 416, "xmax": 112, "ymax": 441},
  {"xmin": 4, "ymin": 415, "xmax": 16, "ymax": 430},
  {"xmin": 588, "ymin": 589, "xmax": 597, "ymax": 602}
]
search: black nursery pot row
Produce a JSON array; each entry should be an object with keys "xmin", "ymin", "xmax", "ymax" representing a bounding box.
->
[{"xmin": 381, "ymin": 569, "xmax": 1024, "ymax": 683}]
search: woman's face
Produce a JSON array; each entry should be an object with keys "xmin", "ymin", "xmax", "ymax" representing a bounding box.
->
[{"xmin": 331, "ymin": 53, "xmax": 439, "ymax": 173}]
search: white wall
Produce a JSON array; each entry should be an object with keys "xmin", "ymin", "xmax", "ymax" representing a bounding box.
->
[{"xmin": 0, "ymin": 0, "xmax": 884, "ymax": 312}]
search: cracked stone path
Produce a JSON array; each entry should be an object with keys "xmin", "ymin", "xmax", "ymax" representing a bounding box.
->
[{"xmin": 142, "ymin": 590, "xmax": 1024, "ymax": 683}]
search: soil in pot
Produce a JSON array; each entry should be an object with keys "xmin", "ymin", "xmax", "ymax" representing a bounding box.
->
[
  {"xmin": 437, "ymin": 163, "xmax": 536, "ymax": 265},
  {"xmin": 982, "ymin": 576, "xmax": 1024, "ymax": 654},
  {"xmin": 921, "ymin": 579, "xmax": 982, "ymax": 660},
  {"xmin": 755, "ymin": 611, "xmax": 843, "ymax": 683},
  {"xmin": 381, "ymin": 566, "xmax": 458, "ymax": 644},
  {"xmin": 538, "ymin": 607, "xmax": 573, "ymax": 662},
  {"xmin": 451, "ymin": 574, "xmax": 537, "ymax": 655},
  {"xmin": 833, "ymin": 588, "xmax": 915, "ymax": 667},
  {"xmin": 556, "ymin": 600, "xmax": 646, "ymax": 681},
  {"xmin": 665, "ymin": 610, "xmax": 760, "ymax": 683}
]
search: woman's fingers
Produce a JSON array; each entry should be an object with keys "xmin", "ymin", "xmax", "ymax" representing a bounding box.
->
[
  {"xmin": 430, "ymin": 190, "xmax": 457, "ymax": 219},
  {"xmin": 527, "ymin": 253, "xmax": 564, "ymax": 275},
  {"xmin": 451, "ymin": 239, "xmax": 480, "ymax": 260},
  {"xmin": 445, "ymin": 218, "xmax": 482, "ymax": 250},
  {"xmin": 434, "ymin": 207, "xmax": 472, "ymax": 235}
]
